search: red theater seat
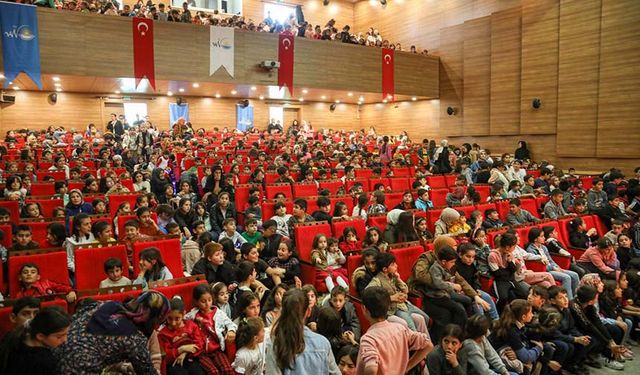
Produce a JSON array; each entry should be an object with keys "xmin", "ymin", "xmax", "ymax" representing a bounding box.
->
[
  {"xmin": 21, "ymin": 220, "xmax": 64, "ymax": 245},
  {"xmin": 430, "ymin": 189, "xmax": 449, "ymax": 207},
  {"xmin": 319, "ymin": 180, "xmax": 343, "ymax": 195},
  {"xmin": 367, "ymin": 214, "xmax": 387, "ymax": 232},
  {"xmin": 331, "ymin": 218, "xmax": 366, "ymax": 241},
  {"xmin": 0, "ymin": 224, "xmax": 13, "ymax": 249},
  {"xmin": 9, "ymin": 250, "xmax": 69, "ymax": 297},
  {"xmin": 261, "ymin": 200, "xmax": 293, "ymax": 222},
  {"xmin": 0, "ymin": 201, "xmax": 19, "ymax": 223},
  {"xmin": 444, "ymin": 175, "xmax": 457, "ymax": 188},
  {"xmin": 345, "ymin": 178, "xmax": 370, "ymax": 193},
  {"xmin": 265, "ymin": 183, "xmax": 293, "ymax": 200},
  {"xmin": 389, "ymin": 177, "xmax": 411, "ymax": 192},
  {"xmin": 347, "ymin": 254, "xmax": 363, "ymax": 296},
  {"xmin": 36, "ymin": 171, "xmax": 65, "ymax": 181},
  {"xmin": 427, "ymin": 175, "xmax": 447, "ymax": 189},
  {"xmin": 425, "ymin": 207, "xmax": 443, "ymax": 233},
  {"xmin": 0, "ymin": 300, "xmax": 68, "ymax": 338},
  {"xmin": 520, "ymin": 198, "xmax": 540, "ymax": 218},
  {"xmin": 495, "ymin": 200, "xmax": 510, "ymax": 221},
  {"xmin": 26, "ymin": 198, "xmax": 63, "ymax": 218},
  {"xmin": 116, "ymin": 213, "xmax": 157, "ymax": 239},
  {"xmin": 389, "ymin": 242, "xmax": 424, "ymax": 282},
  {"xmin": 368, "ymin": 178, "xmax": 389, "ymax": 191},
  {"xmin": 74, "ymin": 245, "xmax": 130, "ymax": 290},
  {"xmin": 294, "ymin": 221, "xmax": 331, "ymax": 262},
  {"xmin": 30, "ymin": 183, "xmax": 56, "ymax": 196},
  {"xmin": 153, "ymin": 279, "xmax": 208, "ymax": 310},
  {"xmin": 293, "ymin": 183, "xmax": 318, "ymax": 198},
  {"xmin": 132, "ymin": 238, "xmax": 183, "ymax": 278},
  {"xmin": 355, "ymin": 169, "xmax": 373, "ymax": 179},
  {"xmin": 108, "ymin": 194, "xmax": 142, "ymax": 214},
  {"xmin": 473, "ymin": 185, "xmax": 491, "ymax": 202}
]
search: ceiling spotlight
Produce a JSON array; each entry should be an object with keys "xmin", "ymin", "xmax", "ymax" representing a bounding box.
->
[
  {"xmin": 411, "ymin": 97, "xmax": 417, "ymax": 101},
  {"xmin": 323, "ymin": 0, "xmax": 329, "ymax": 5},
  {"xmin": 382, "ymin": 99, "xmax": 388, "ymax": 103},
  {"xmin": 54, "ymin": 82, "xmax": 61, "ymax": 87},
  {"xmin": 52, "ymin": 76, "xmax": 60, "ymax": 82},
  {"xmin": 56, "ymin": 88, "xmax": 62, "ymax": 92},
  {"xmin": 359, "ymin": 96, "xmax": 364, "ymax": 101},
  {"xmin": 302, "ymin": 89, "xmax": 308, "ymax": 94},
  {"xmin": 380, "ymin": 0, "xmax": 387, "ymax": 5},
  {"xmin": 115, "ymin": 90, "xmax": 121, "ymax": 94},
  {"xmin": 259, "ymin": 95, "xmax": 265, "ymax": 100},
  {"xmin": 192, "ymin": 83, "xmax": 200, "ymax": 88},
  {"xmin": 231, "ymin": 90, "xmax": 237, "ymax": 95},
  {"xmin": 299, "ymin": 98, "xmax": 304, "ymax": 102},
  {"xmin": 0, "ymin": 73, "xmax": 4, "ymax": 79},
  {"xmin": 215, "ymin": 93, "xmax": 221, "ymax": 98},
  {"xmin": 387, "ymin": 94, "xmax": 393, "ymax": 99},
  {"xmin": 167, "ymin": 91, "xmax": 173, "ymax": 96},
  {"xmin": 12, "ymin": 86, "xmax": 19, "ymax": 90},
  {"xmin": 179, "ymin": 88, "xmax": 185, "ymax": 93},
  {"xmin": 321, "ymin": 95, "xmax": 326, "ymax": 100},
  {"xmin": 335, "ymin": 100, "xmax": 340, "ymax": 104},
  {"xmin": 347, "ymin": 92, "xmax": 353, "ymax": 97},
  {"xmin": 251, "ymin": 86, "xmax": 257, "ymax": 91}
]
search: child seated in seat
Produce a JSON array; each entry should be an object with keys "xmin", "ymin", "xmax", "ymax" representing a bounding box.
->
[
  {"xmin": 449, "ymin": 211, "xmax": 471, "ymax": 235},
  {"xmin": 311, "ymin": 234, "xmax": 348, "ymax": 292},
  {"xmin": 121, "ymin": 220, "xmax": 152, "ymax": 271},
  {"xmin": 16, "ymin": 263, "xmax": 77, "ymax": 303},
  {"xmin": 158, "ymin": 297, "xmax": 208, "ymax": 374},
  {"xmin": 232, "ymin": 317, "xmax": 266, "ymax": 375},
  {"xmin": 321, "ymin": 286, "xmax": 361, "ymax": 341},
  {"xmin": 218, "ymin": 218, "xmax": 247, "ymax": 250},
  {"xmin": 241, "ymin": 218, "xmax": 262, "ymax": 246},
  {"xmin": 7, "ymin": 296, "xmax": 41, "ymax": 329},
  {"xmin": 339, "ymin": 227, "xmax": 361, "ymax": 253},
  {"xmin": 10, "ymin": 225, "xmax": 40, "ymax": 251},
  {"xmin": 99, "ymin": 257, "xmax": 132, "ymax": 289},
  {"xmin": 20, "ymin": 202, "xmax": 43, "ymax": 220},
  {"xmin": 267, "ymin": 240, "xmax": 301, "ymax": 287}
]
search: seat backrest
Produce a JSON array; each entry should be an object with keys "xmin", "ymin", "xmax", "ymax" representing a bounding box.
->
[
  {"xmin": 389, "ymin": 177, "xmax": 411, "ymax": 192},
  {"xmin": 319, "ymin": 180, "xmax": 343, "ymax": 195},
  {"xmin": 292, "ymin": 183, "xmax": 318, "ymax": 198},
  {"xmin": 520, "ymin": 198, "xmax": 540, "ymax": 218},
  {"xmin": 592, "ymin": 215, "xmax": 609, "ymax": 237},
  {"xmin": 390, "ymin": 244, "xmax": 424, "ymax": 282},
  {"xmin": 455, "ymin": 205, "xmax": 477, "ymax": 220},
  {"xmin": 331, "ymin": 218, "xmax": 367, "ymax": 241},
  {"xmin": 153, "ymin": 280, "xmax": 207, "ymax": 310},
  {"xmin": 0, "ymin": 224, "xmax": 13, "ymax": 249},
  {"xmin": 391, "ymin": 167, "xmax": 411, "ymax": 177},
  {"xmin": 355, "ymin": 169, "xmax": 373, "ymax": 179},
  {"xmin": 329, "ymin": 196, "xmax": 355, "ymax": 214},
  {"xmin": 368, "ymin": 178, "xmax": 390, "ymax": 191},
  {"xmin": 35, "ymin": 171, "xmax": 65, "ymax": 181},
  {"xmin": 558, "ymin": 217, "xmax": 573, "ymax": 248},
  {"xmin": 367, "ymin": 214, "xmax": 387, "ymax": 232},
  {"xmin": 537, "ymin": 220, "xmax": 567, "ymax": 248},
  {"xmin": 475, "ymin": 203, "xmax": 497, "ymax": 218},
  {"xmin": 265, "ymin": 184, "xmax": 293, "ymax": 200},
  {"xmin": 430, "ymin": 189, "xmax": 449, "ymax": 207},
  {"xmin": 261, "ymin": 200, "xmax": 294, "ymax": 222},
  {"xmin": 31, "ymin": 183, "xmax": 56, "ymax": 196},
  {"xmin": 473, "ymin": 185, "xmax": 491, "ymax": 202},
  {"xmin": 427, "ymin": 175, "xmax": 447, "ymax": 189},
  {"xmin": 132, "ymin": 238, "xmax": 183, "ymax": 278},
  {"xmin": 486, "ymin": 227, "xmax": 509, "ymax": 247},
  {"xmin": 74, "ymin": 245, "xmax": 130, "ymax": 290},
  {"xmin": 444, "ymin": 174, "xmax": 457, "ymax": 188},
  {"xmin": 385, "ymin": 192, "xmax": 404, "ymax": 210},
  {"xmin": 425, "ymin": 207, "xmax": 443, "ymax": 233},
  {"xmin": 108, "ymin": 194, "xmax": 142, "ymax": 215},
  {"xmin": 515, "ymin": 226, "xmax": 532, "ymax": 248},
  {"xmin": 9, "ymin": 250, "xmax": 69, "ymax": 296},
  {"xmin": 294, "ymin": 222, "xmax": 331, "ymax": 262},
  {"xmin": 26, "ymin": 199, "xmax": 63, "ymax": 218},
  {"xmin": 345, "ymin": 178, "xmax": 370, "ymax": 193},
  {"xmin": 79, "ymin": 289, "xmax": 143, "ymax": 304},
  {"xmin": 495, "ymin": 200, "xmax": 511, "ymax": 221}
]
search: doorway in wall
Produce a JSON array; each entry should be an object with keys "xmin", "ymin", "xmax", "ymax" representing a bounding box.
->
[
  {"xmin": 283, "ymin": 108, "xmax": 300, "ymax": 130},
  {"xmin": 268, "ymin": 106, "xmax": 284, "ymax": 127},
  {"xmin": 123, "ymin": 102, "xmax": 148, "ymax": 127}
]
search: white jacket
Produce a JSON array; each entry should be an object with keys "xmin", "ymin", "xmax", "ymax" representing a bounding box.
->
[{"xmin": 185, "ymin": 307, "xmax": 237, "ymax": 351}]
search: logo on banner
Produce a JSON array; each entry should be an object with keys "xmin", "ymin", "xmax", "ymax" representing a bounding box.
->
[
  {"xmin": 4, "ymin": 25, "xmax": 35, "ymax": 41},
  {"xmin": 211, "ymin": 38, "xmax": 232, "ymax": 50},
  {"xmin": 137, "ymin": 22, "xmax": 149, "ymax": 36},
  {"xmin": 282, "ymin": 37, "xmax": 292, "ymax": 50},
  {"xmin": 210, "ymin": 26, "xmax": 234, "ymax": 77}
]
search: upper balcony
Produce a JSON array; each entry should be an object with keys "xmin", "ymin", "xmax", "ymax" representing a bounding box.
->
[{"xmin": 0, "ymin": 8, "xmax": 438, "ymax": 100}]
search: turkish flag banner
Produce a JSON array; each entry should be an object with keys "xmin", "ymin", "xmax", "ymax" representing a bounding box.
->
[
  {"xmin": 382, "ymin": 48, "xmax": 394, "ymax": 101},
  {"xmin": 132, "ymin": 17, "xmax": 156, "ymax": 90},
  {"xmin": 278, "ymin": 32, "xmax": 295, "ymax": 95}
]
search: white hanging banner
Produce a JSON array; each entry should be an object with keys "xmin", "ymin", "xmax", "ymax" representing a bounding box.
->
[{"xmin": 209, "ymin": 26, "xmax": 234, "ymax": 77}]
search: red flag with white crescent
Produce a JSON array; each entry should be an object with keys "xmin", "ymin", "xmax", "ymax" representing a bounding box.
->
[
  {"xmin": 382, "ymin": 48, "xmax": 394, "ymax": 101},
  {"xmin": 278, "ymin": 32, "xmax": 294, "ymax": 95},
  {"xmin": 132, "ymin": 17, "xmax": 156, "ymax": 90}
]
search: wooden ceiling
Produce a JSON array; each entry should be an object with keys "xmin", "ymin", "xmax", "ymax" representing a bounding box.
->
[{"xmin": 3, "ymin": 73, "xmax": 425, "ymax": 104}]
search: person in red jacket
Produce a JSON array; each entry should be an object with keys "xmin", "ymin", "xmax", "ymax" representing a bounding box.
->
[
  {"xmin": 158, "ymin": 298, "xmax": 208, "ymax": 374},
  {"xmin": 16, "ymin": 263, "xmax": 76, "ymax": 303}
]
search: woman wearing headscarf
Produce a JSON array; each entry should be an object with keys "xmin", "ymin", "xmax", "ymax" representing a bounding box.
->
[
  {"xmin": 55, "ymin": 291, "xmax": 170, "ymax": 374},
  {"xmin": 433, "ymin": 140, "xmax": 452, "ymax": 173},
  {"xmin": 383, "ymin": 209, "xmax": 404, "ymax": 244},
  {"xmin": 514, "ymin": 141, "xmax": 531, "ymax": 161},
  {"xmin": 150, "ymin": 168, "xmax": 170, "ymax": 198},
  {"xmin": 433, "ymin": 208, "xmax": 461, "ymax": 238},
  {"xmin": 65, "ymin": 189, "xmax": 94, "ymax": 217}
]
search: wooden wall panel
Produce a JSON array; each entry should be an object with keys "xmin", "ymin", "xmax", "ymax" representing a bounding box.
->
[
  {"xmin": 353, "ymin": 0, "xmax": 522, "ymax": 53},
  {"xmin": 439, "ymin": 25, "xmax": 464, "ymax": 137},
  {"xmin": 360, "ymin": 100, "xmax": 440, "ymax": 141},
  {"xmin": 556, "ymin": 0, "xmax": 600, "ymax": 157},
  {"xmin": 490, "ymin": 7, "xmax": 521, "ymax": 135},
  {"xmin": 520, "ymin": 0, "xmax": 559, "ymax": 134},
  {"xmin": 301, "ymin": 102, "xmax": 361, "ymax": 132},
  {"xmin": 462, "ymin": 16, "xmax": 491, "ymax": 136},
  {"xmin": 596, "ymin": 0, "xmax": 640, "ymax": 158}
]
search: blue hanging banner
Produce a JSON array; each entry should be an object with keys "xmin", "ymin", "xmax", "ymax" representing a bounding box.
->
[
  {"xmin": 236, "ymin": 104, "xmax": 254, "ymax": 131},
  {"xmin": 0, "ymin": 1, "xmax": 42, "ymax": 89},
  {"xmin": 169, "ymin": 103, "xmax": 190, "ymax": 126}
]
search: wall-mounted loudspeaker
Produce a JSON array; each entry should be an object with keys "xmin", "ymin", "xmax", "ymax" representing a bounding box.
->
[
  {"xmin": 177, "ymin": 97, "xmax": 186, "ymax": 105},
  {"xmin": 532, "ymin": 98, "xmax": 541, "ymax": 109},
  {"xmin": 446, "ymin": 106, "xmax": 456, "ymax": 116},
  {"xmin": 329, "ymin": 103, "xmax": 337, "ymax": 112},
  {"xmin": 322, "ymin": 0, "xmax": 329, "ymax": 5},
  {"xmin": 238, "ymin": 99, "xmax": 249, "ymax": 108},
  {"xmin": 48, "ymin": 93, "xmax": 57, "ymax": 104}
]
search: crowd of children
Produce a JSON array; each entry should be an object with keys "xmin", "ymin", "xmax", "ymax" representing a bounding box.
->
[{"xmin": 0, "ymin": 125, "xmax": 638, "ymax": 374}]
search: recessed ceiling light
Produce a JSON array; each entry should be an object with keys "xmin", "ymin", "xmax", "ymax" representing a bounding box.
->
[
  {"xmin": 411, "ymin": 97, "xmax": 417, "ymax": 101},
  {"xmin": 321, "ymin": 95, "xmax": 326, "ymax": 100},
  {"xmin": 56, "ymin": 88, "xmax": 62, "ymax": 92},
  {"xmin": 12, "ymin": 86, "xmax": 19, "ymax": 90},
  {"xmin": 54, "ymin": 82, "xmax": 61, "ymax": 87},
  {"xmin": 347, "ymin": 92, "xmax": 353, "ymax": 96},
  {"xmin": 179, "ymin": 88, "xmax": 185, "ymax": 93},
  {"xmin": 382, "ymin": 99, "xmax": 388, "ymax": 103},
  {"xmin": 299, "ymin": 98, "xmax": 304, "ymax": 102},
  {"xmin": 302, "ymin": 89, "xmax": 308, "ymax": 94},
  {"xmin": 167, "ymin": 91, "xmax": 173, "ymax": 96},
  {"xmin": 52, "ymin": 76, "xmax": 60, "ymax": 82},
  {"xmin": 251, "ymin": 86, "xmax": 257, "ymax": 91},
  {"xmin": 387, "ymin": 94, "xmax": 393, "ymax": 99},
  {"xmin": 335, "ymin": 100, "xmax": 340, "ymax": 104},
  {"xmin": 231, "ymin": 90, "xmax": 237, "ymax": 95},
  {"xmin": 259, "ymin": 95, "xmax": 264, "ymax": 100},
  {"xmin": 115, "ymin": 90, "xmax": 121, "ymax": 94},
  {"xmin": 0, "ymin": 73, "xmax": 4, "ymax": 79},
  {"xmin": 215, "ymin": 93, "xmax": 221, "ymax": 98},
  {"xmin": 192, "ymin": 83, "xmax": 200, "ymax": 88}
]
